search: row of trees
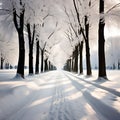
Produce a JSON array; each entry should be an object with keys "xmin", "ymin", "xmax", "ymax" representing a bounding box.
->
[
  {"xmin": 0, "ymin": 0, "xmax": 57, "ymax": 78},
  {"xmin": 64, "ymin": 0, "xmax": 120, "ymax": 79},
  {"xmin": 0, "ymin": 0, "xmax": 120, "ymax": 80}
]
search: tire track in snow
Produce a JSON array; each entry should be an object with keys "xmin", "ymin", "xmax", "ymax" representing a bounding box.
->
[{"xmin": 48, "ymin": 74, "xmax": 75, "ymax": 120}]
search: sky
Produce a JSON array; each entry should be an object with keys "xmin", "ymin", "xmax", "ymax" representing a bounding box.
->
[{"xmin": 0, "ymin": 0, "xmax": 120, "ymax": 69}]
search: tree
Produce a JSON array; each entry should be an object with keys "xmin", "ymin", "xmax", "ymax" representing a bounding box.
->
[
  {"xmin": 73, "ymin": 0, "xmax": 92, "ymax": 76},
  {"xmin": 44, "ymin": 58, "xmax": 48, "ymax": 71},
  {"xmin": 84, "ymin": 15, "xmax": 92, "ymax": 75},
  {"xmin": 74, "ymin": 45, "xmax": 78, "ymax": 72},
  {"xmin": 27, "ymin": 23, "xmax": 36, "ymax": 75},
  {"xmin": 79, "ymin": 41, "xmax": 83, "ymax": 74},
  {"xmin": 1, "ymin": 53, "xmax": 4, "ymax": 69},
  {"xmin": 40, "ymin": 42, "xmax": 46, "ymax": 73},
  {"xmin": 98, "ymin": 0, "xmax": 107, "ymax": 79},
  {"xmin": 13, "ymin": 0, "xmax": 25, "ymax": 78},
  {"xmin": 39, "ymin": 20, "xmax": 59, "ymax": 73},
  {"xmin": 35, "ymin": 36, "xmax": 40, "ymax": 74}
]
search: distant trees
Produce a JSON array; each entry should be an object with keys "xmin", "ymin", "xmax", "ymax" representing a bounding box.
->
[
  {"xmin": 0, "ymin": 53, "xmax": 4, "ymax": 69},
  {"xmin": 64, "ymin": 0, "xmax": 120, "ymax": 79},
  {"xmin": 64, "ymin": 0, "xmax": 92, "ymax": 75},
  {"xmin": 0, "ymin": 0, "xmax": 58, "ymax": 78},
  {"xmin": 63, "ymin": 0, "xmax": 110, "ymax": 79}
]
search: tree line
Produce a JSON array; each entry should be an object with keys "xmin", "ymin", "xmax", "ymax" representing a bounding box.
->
[
  {"xmin": 0, "ymin": 0, "xmax": 120, "ymax": 80},
  {"xmin": 0, "ymin": 0, "xmax": 57, "ymax": 78},
  {"xmin": 64, "ymin": 0, "xmax": 120, "ymax": 80}
]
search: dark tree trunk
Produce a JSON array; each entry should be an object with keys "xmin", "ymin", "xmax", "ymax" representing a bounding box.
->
[
  {"xmin": 118, "ymin": 60, "xmax": 120, "ymax": 70},
  {"xmin": 1, "ymin": 55, "xmax": 4, "ymax": 69},
  {"xmin": 41, "ymin": 50, "xmax": 44, "ymax": 72},
  {"xmin": 13, "ymin": 1, "xmax": 25, "ymax": 78},
  {"xmin": 72, "ymin": 51, "xmax": 75, "ymax": 72},
  {"xmin": 66, "ymin": 59, "xmax": 71, "ymax": 71},
  {"xmin": 74, "ymin": 45, "xmax": 78, "ymax": 73},
  {"xmin": 72, "ymin": 56, "xmax": 74, "ymax": 72},
  {"xmin": 85, "ymin": 16, "xmax": 92, "ymax": 76},
  {"xmin": 27, "ymin": 23, "xmax": 35, "ymax": 75},
  {"xmin": 51, "ymin": 65, "xmax": 54, "ymax": 70},
  {"xmin": 79, "ymin": 42, "xmax": 83, "ymax": 74},
  {"xmin": 5, "ymin": 63, "xmax": 9, "ymax": 69},
  {"xmin": 73, "ymin": 0, "xmax": 91, "ymax": 75},
  {"xmin": 29, "ymin": 47, "xmax": 33, "ymax": 74},
  {"xmin": 17, "ymin": 32, "xmax": 25, "ymax": 78},
  {"xmin": 35, "ymin": 39, "xmax": 39, "ymax": 74},
  {"xmin": 49, "ymin": 61, "xmax": 51, "ymax": 70},
  {"xmin": 98, "ymin": 0, "xmax": 107, "ymax": 78},
  {"xmin": 69, "ymin": 59, "xmax": 71, "ymax": 71},
  {"xmin": 44, "ymin": 58, "xmax": 48, "ymax": 71}
]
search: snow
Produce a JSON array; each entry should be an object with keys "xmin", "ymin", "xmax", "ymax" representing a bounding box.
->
[{"xmin": 0, "ymin": 69, "xmax": 120, "ymax": 120}]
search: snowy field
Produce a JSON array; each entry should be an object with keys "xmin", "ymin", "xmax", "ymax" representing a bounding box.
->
[{"xmin": 0, "ymin": 69, "xmax": 120, "ymax": 120}]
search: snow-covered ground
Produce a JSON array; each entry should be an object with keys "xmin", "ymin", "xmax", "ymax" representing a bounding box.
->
[{"xmin": 0, "ymin": 69, "xmax": 120, "ymax": 120}]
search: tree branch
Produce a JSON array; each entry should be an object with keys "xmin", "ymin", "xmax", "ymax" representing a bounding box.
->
[{"xmin": 106, "ymin": 3, "xmax": 120, "ymax": 14}]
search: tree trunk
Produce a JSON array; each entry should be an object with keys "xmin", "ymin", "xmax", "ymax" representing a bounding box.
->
[
  {"xmin": 85, "ymin": 16, "xmax": 92, "ymax": 76},
  {"xmin": 72, "ymin": 56, "xmax": 74, "ymax": 72},
  {"xmin": 27, "ymin": 23, "xmax": 35, "ymax": 75},
  {"xmin": 17, "ymin": 32, "xmax": 25, "ymax": 78},
  {"xmin": 98, "ymin": 0, "xmax": 107, "ymax": 79},
  {"xmin": 35, "ymin": 40, "xmax": 39, "ymax": 74},
  {"xmin": 79, "ymin": 42, "xmax": 83, "ymax": 74},
  {"xmin": 74, "ymin": 45, "xmax": 78, "ymax": 73},
  {"xmin": 1, "ymin": 56, "xmax": 4, "ymax": 69},
  {"xmin": 13, "ymin": 2, "xmax": 25, "ymax": 78},
  {"xmin": 27, "ymin": 23, "xmax": 32, "ymax": 74},
  {"xmin": 44, "ymin": 58, "xmax": 48, "ymax": 71},
  {"xmin": 29, "ymin": 46, "xmax": 33, "ymax": 74},
  {"xmin": 49, "ymin": 61, "xmax": 51, "ymax": 70},
  {"xmin": 41, "ymin": 50, "xmax": 44, "ymax": 72},
  {"xmin": 69, "ymin": 59, "xmax": 71, "ymax": 71},
  {"xmin": 118, "ymin": 60, "xmax": 120, "ymax": 69},
  {"xmin": 66, "ymin": 59, "xmax": 71, "ymax": 71}
]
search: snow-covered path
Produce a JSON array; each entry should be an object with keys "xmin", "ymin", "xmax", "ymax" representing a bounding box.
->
[{"xmin": 0, "ymin": 70, "xmax": 120, "ymax": 120}]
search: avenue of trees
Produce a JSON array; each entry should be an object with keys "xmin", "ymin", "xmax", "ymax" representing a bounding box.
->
[
  {"xmin": 0, "ymin": 0, "xmax": 120, "ymax": 80},
  {"xmin": 64, "ymin": 0, "xmax": 120, "ymax": 79},
  {"xmin": 0, "ymin": 0, "xmax": 57, "ymax": 78}
]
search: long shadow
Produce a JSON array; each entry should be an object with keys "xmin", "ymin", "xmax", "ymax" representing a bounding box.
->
[
  {"xmin": 63, "ymin": 72, "xmax": 120, "ymax": 120},
  {"xmin": 65, "ymin": 71, "xmax": 120, "ymax": 97}
]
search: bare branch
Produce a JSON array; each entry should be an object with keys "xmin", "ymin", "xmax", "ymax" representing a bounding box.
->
[
  {"xmin": 43, "ymin": 13, "xmax": 54, "ymax": 20},
  {"xmin": 73, "ymin": 0, "xmax": 87, "ymax": 41},
  {"xmin": 48, "ymin": 31, "xmax": 55, "ymax": 39},
  {"xmin": 106, "ymin": 3, "xmax": 120, "ymax": 14}
]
